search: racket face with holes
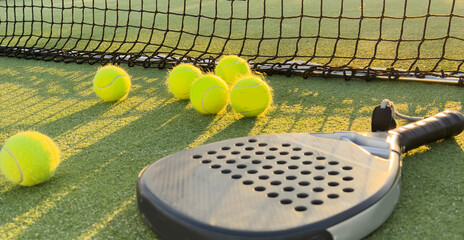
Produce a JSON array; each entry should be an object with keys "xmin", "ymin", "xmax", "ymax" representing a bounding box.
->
[{"xmin": 137, "ymin": 132, "xmax": 402, "ymax": 240}]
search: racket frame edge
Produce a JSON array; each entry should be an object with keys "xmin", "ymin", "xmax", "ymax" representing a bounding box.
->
[
  {"xmin": 136, "ymin": 133, "xmax": 403, "ymax": 240},
  {"xmin": 328, "ymin": 156, "xmax": 402, "ymax": 239}
]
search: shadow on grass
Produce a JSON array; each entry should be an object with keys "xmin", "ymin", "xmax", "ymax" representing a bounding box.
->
[
  {"xmin": 0, "ymin": 101, "xmax": 202, "ymax": 239},
  {"xmin": 0, "ymin": 57, "xmax": 462, "ymax": 239},
  {"xmin": 0, "ymin": 58, "xmax": 243, "ymax": 238}
]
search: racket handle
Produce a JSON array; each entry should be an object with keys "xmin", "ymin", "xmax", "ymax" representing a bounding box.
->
[{"xmin": 391, "ymin": 110, "xmax": 464, "ymax": 152}]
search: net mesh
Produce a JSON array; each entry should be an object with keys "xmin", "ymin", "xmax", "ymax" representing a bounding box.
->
[{"xmin": 0, "ymin": 0, "xmax": 463, "ymax": 81}]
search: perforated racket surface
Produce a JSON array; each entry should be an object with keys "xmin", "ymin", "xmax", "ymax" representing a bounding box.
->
[{"xmin": 137, "ymin": 111, "xmax": 464, "ymax": 240}]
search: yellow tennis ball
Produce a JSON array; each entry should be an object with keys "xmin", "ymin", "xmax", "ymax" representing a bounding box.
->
[
  {"xmin": 93, "ymin": 64, "xmax": 131, "ymax": 102},
  {"xmin": 167, "ymin": 64, "xmax": 203, "ymax": 99},
  {"xmin": 0, "ymin": 131, "xmax": 61, "ymax": 186},
  {"xmin": 215, "ymin": 55, "xmax": 251, "ymax": 86},
  {"xmin": 230, "ymin": 75, "xmax": 272, "ymax": 117},
  {"xmin": 190, "ymin": 75, "xmax": 229, "ymax": 114}
]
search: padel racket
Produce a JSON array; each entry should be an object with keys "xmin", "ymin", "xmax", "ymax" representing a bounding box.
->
[{"xmin": 137, "ymin": 110, "xmax": 464, "ymax": 240}]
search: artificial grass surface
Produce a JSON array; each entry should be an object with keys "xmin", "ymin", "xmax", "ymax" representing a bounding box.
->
[{"xmin": 0, "ymin": 56, "xmax": 463, "ymax": 239}]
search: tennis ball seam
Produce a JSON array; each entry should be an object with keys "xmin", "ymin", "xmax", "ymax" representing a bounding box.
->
[
  {"xmin": 232, "ymin": 82, "xmax": 268, "ymax": 114},
  {"xmin": 95, "ymin": 75, "xmax": 125, "ymax": 89},
  {"xmin": 202, "ymin": 86, "xmax": 226, "ymax": 114},
  {"xmin": 169, "ymin": 69, "xmax": 195, "ymax": 79},
  {"xmin": 217, "ymin": 60, "xmax": 241, "ymax": 75},
  {"xmin": 3, "ymin": 148, "xmax": 24, "ymax": 184}
]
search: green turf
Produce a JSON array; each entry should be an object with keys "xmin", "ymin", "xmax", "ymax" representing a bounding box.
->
[
  {"xmin": 0, "ymin": 0, "xmax": 463, "ymax": 71},
  {"xmin": 0, "ymin": 57, "xmax": 463, "ymax": 239}
]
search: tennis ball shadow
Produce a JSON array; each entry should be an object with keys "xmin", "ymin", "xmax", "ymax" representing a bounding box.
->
[
  {"xmin": 205, "ymin": 116, "xmax": 259, "ymax": 142},
  {"xmin": 34, "ymin": 101, "xmax": 117, "ymax": 136},
  {"xmin": 52, "ymin": 102, "xmax": 216, "ymax": 180},
  {"xmin": 0, "ymin": 101, "xmax": 209, "ymax": 226},
  {"xmin": 32, "ymin": 76, "xmax": 174, "ymax": 136},
  {"xmin": 0, "ymin": 105, "xmax": 220, "ymax": 238}
]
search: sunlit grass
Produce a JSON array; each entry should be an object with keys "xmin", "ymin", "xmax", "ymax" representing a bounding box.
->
[
  {"xmin": 0, "ymin": 1, "xmax": 462, "ymax": 239},
  {"xmin": 0, "ymin": 185, "xmax": 77, "ymax": 239},
  {"xmin": 0, "ymin": 56, "xmax": 462, "ymax": 239},
  {"xmin": 188, "ymin": 111, "xmax": 239, "ymax": 148},
  {"xmin": 76, "ymin": 195, "xmax": 135, "ymax": 240}
]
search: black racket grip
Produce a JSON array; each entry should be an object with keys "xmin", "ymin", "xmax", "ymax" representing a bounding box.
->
[{"xmin": 390, "ymin": 110, "xmax": 464, "ymax": 152}]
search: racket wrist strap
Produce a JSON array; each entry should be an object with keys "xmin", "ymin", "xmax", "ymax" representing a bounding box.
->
[
  {"xmin": 371, "ymin": 99, "xmax": 427, "ymax": 132},
  {"xmin": 371, "ymin": 103, "xmax": 397, "ymax": 132}
]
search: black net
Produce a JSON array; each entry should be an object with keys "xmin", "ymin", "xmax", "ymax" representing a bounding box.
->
[{"xmin": 0, "ymin": 0, "xmax": 463, "ymax": 81}]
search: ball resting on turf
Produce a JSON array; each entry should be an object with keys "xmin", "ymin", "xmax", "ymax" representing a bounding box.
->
[
  {"xmin": 215, "ymin": 55, "xmax": 251, "ymax": 87},
  {"xmin": 0, "ymin": 131, "xmax": 61, "ymax": 186},
  {"xmin": 93, "ymin": 64, "xmax": 131, "ymax": 102},
  {"xmin": 230, "ymin": 75, "xmax": 272, "ymax": 117},
  {"xmin": 167, "ymin": 64, "xmax": 203, "ymax": 99},
  {"xmin": 190, "ymin": 75, "xmax": 229, "ymax": 114}
]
